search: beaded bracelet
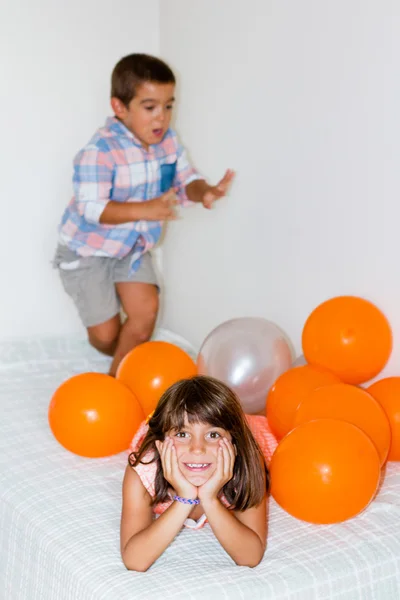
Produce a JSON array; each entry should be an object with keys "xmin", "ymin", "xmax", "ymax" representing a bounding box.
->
[{"xmin": 173, "ymin": 495, "xmax": 200, "ymax": 505}]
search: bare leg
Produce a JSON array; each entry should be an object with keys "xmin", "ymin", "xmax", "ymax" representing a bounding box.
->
[
  {"xmin": 87, "ymin": 314, "xmax": 121, "ymax": 356},
  {"xmin": 108, "ymin": 282, "xmax": 159, "ymax": 376}
]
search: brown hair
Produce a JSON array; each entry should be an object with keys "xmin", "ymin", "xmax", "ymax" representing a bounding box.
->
[
  {"xmin": 129, "ymin": 376, "xmax": 269, "ymax": 511},
  {"xmin": 111, "ymin": 53, "xmax": 175, "ymax": 106}
]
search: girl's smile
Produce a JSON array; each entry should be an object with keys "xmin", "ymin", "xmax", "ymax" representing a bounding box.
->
[
  {"xmin": 168, "ymin": 419, "xmax": 232, "ymax": 485},
  {"xmin": 184, "ymin": 463, "xmax": 211, "ymax": 470}
]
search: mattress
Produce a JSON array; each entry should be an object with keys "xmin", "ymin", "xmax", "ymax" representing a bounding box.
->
[{"xmin": 0, "ymin": 332, "xmax": 399, "ymax": 600}]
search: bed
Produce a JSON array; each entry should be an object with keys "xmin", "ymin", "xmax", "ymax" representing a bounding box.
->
[{"xmin": 1, "ymin": 331, "xmax": 399, "ymax": 600}]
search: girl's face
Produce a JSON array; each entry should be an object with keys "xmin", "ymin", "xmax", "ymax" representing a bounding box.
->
[{"xmin": 167, "ymin": 417, "xmax": 233, "ymax": 487}]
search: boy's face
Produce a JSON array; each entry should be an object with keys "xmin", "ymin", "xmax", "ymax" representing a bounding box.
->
[{"xmin": 111, "ymin": 81, "xmax": 175, "ymax": 149}]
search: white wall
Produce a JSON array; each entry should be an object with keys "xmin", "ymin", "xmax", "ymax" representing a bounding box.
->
[
  {"xmin": 2, "ymin": 0, "xmax": 400, "ymax": 379},
  {"xmin": 0, "ymin": 0, "xmax": 159, "ymax": 338},
  {"xmin": 160, "ymin": 0, "xmax": 400, "ymax": 374}
]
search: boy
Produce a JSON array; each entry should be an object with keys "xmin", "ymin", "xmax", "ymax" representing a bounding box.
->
[{"xmin": 54, "ymin": 54, "xmax": 234, "ymax": 376}]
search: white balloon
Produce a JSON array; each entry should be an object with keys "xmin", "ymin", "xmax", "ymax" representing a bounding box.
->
[{"xmin": 197, "ymin": 317, "xmax": 293, "ymax": 414}]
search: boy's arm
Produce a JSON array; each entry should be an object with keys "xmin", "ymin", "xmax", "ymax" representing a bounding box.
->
[
  {"xmin": 172, "ymin": 144, "xmax": 235, "ymax": 208},
  {"xmin": 120, "ymin": 466, "xmax": 193, "ymax": 572},
  {"xmin": 185, "ymin": 170, "xmax": 234, "ymax": 207},
  {"xmin": 73, "ymin": 147, "xmax": 177, "ymax": 226},
  {"xmin": 186, "ymin": 170, "xmax": 235, "ymax": 208},
  {"xmin": 172, "ymin": 144, "xmax": 204, "ymax": 206},
  {"xmin": 99, "ymin": 191, "xmax": 177, "ymax": 225}
]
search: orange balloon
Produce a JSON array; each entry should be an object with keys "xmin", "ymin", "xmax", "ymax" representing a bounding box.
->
[
  {"xmin": 270, "ymin": 419, "xmax": 381, "ymax": 524},
  {"xmin": 302, "ymin": 296, "xmax": 392, "ymax": 384},
  {"xmin": 116, "ymin": 341, "xmax": 197, "ymax": 415},
  {"xmin": 367, "ymin": 378, "xmax": 400, "ymax": 461},
  {"xmin": 48, "ymin": 373, "xmax": 144, "ymax": 458},
  {"xmin": 266, "ymin": 365, "xmax": 341, "ymax": 440},
  {"xmin": 293, "ymin": 383, "xmax": 391, "ymax": 465}
]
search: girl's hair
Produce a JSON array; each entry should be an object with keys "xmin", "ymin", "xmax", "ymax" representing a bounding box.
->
[
  {"xmin": 129, "ymin": 375, "xmax": 269, "ymax": 511},
  {"xmin": 111, "ymin": 53, "xmax": 175, "ymax": 106}
]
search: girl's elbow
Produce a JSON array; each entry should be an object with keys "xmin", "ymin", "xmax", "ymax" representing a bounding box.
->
[
  {"xmin": 121, "ymin": 551, "xmax": 152, "ymax": 572},
  {"xmin": 235, "ymin": 556, "xmax": 263, "ymax": 568},
  {"xmin": 249, "ymin": 554, "xmax": 264, "ymax": 568},
  {"xmin": 235, "ymin": 544, "xmax": 265, "ymax": 568},
  {"xmin": 125, "ymin": 563, "xmax": 150, "ymax": 573}
]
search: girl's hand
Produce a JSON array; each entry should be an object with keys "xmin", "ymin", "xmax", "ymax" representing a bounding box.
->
[
  {"xmin": 155, "ymin": 437, "xmax": 198, "ymax": 500},
  {"xmin": 198, "ymin": 438, "xmax": 235, "ymax": 503},
  {"xmin": 202, "ymin": 169, "xmax": 235, "ymax": 209}
]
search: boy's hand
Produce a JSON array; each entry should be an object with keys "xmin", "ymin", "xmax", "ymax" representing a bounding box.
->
[
  {"xmin": 202, "ymin": 169, "xmax": 235, "ymax": 209},
  {"xmin": 143, "ymin": 189, "xmax": 178, "ymax": 221},
  {"xmin": 198, "ymin": 438, "xmax": 235, "ymax": 503},
  {"xmin": 155, "ymin": 437, "xmax": 198, "ymax": 501}
]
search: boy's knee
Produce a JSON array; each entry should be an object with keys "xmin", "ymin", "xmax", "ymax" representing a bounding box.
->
[
  {"xmin": 87, "ymin": 318, "xmax": 120, "ymax": 355},
  {"xmin": 125, "ymin": 308, "xmax": 157, "ymax": 344},
  {"xmin": 126, "ymin": 320, "xmax": 154, "ymax": 344},
  {"xmin": 88, "ymin": 334, "xmax": 117, "ymax": 355},
  {"xmin": 126, "ymin": 293, "xmax": 158, "ymax": 327},
  {"xmin": 134, "ymin": 327, "xmax": 153, "ymax": 345},
  {"xmin": 144, "ymin": 294, "xmax": 159, "ymax": 323}
]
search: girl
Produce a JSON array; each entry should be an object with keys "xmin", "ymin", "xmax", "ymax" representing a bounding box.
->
[{"xmin": 120, "ymin": 376, "xmax": 277, "ymax": 571}]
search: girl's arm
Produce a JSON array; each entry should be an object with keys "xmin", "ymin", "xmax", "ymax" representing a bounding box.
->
[
  {"xmin": 198, "ymin": 437, "xmax": 267, "ymax": 567},
  {"xmin": 120, "ymin": 465, "xmax": 193, "ymax": 572},
  {"xmin": 201, "ymin": 496, "xmax": 267, "ymax": 567}
]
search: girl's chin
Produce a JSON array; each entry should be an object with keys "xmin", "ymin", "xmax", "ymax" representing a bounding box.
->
[
  {"xmin": 185, "ymin": 472, "xmax": 214, "ymax": 486},
  {"xmin": 187, "ymin": 477, "xmax": 209, "ymax": 487}
]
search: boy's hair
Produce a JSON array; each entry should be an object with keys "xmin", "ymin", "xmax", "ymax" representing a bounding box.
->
[
  {"xmin": 111, "ymin": 53, "xmax": 175, "ymax": 106},
  {"xmin": 129, "ymin": 375, "xmax": 269, "ymax": 511}
]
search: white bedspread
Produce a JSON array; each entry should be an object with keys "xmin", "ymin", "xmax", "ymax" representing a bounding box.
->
[{"xmin": 0, "ymin": 332, "xmax": 399, "ymax": 600}]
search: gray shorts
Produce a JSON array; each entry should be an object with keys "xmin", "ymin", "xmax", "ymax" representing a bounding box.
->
[{"xmin": 53, "ymin": 244, "xmax": 159, "ymax": 328}]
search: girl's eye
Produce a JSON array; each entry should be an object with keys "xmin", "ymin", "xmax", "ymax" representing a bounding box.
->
[
  {"xmin": 144, "ymin": 106, "xmax": 155, "ymax": 111},
  {"xmin": 175, "ymin": 431, "xmax": 189, "ymax": 439},
  {"xmin": 166, "ymin": 105, "xmax": 173, "ymax": 110},
  {"xmin": 207, "ymin": 431, "xmax": 221, "ymax": 439}
]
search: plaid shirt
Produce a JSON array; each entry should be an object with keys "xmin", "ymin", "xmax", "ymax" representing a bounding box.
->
[{"xmin": 58, "ymin": 117, "xmax": 202, "ymax": 271}]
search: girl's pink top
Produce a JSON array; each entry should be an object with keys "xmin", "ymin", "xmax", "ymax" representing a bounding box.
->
[{"xmin": 129, "ymin": 414, "xmax": 278, "ymax": 530}]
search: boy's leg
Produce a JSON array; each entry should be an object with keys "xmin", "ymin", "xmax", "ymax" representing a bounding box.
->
[
  {"xmin": 108, "ymin": 282, "xmax": 159, "ymax": 376},
  {"xmin": 55, "ymin": 244, "xmax": 159, "ymax": 374},
  {"xmin": 87, "ymin": 314, "xmax": 121, "ymax": 356},
  {"xmin": 108, "ymin": 250, "xmax": 160, "ymax": 376},
  {"xmin": 55, "ymin": 245, "xmax": 122, "ymax": 355}
]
